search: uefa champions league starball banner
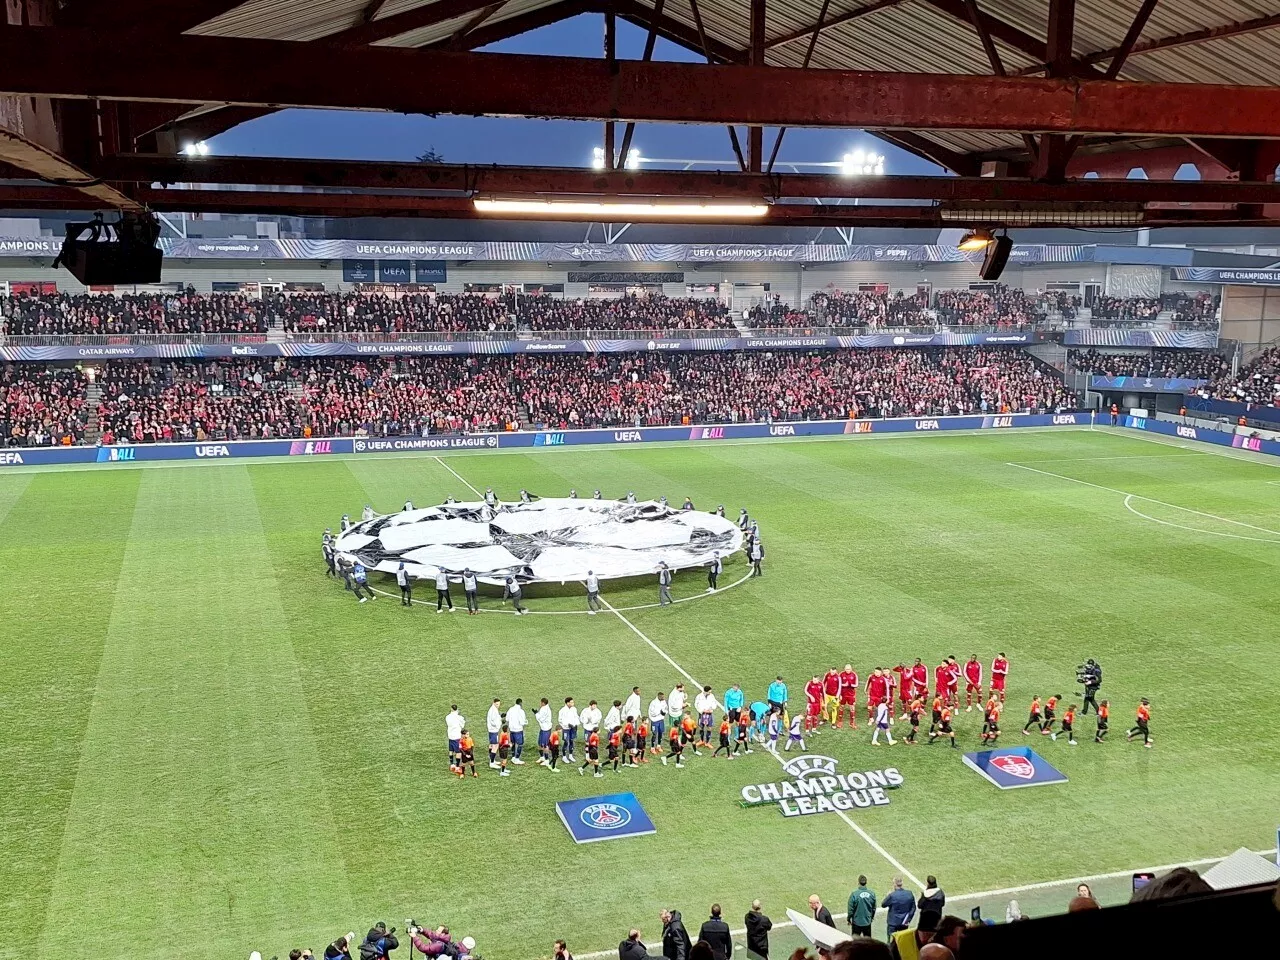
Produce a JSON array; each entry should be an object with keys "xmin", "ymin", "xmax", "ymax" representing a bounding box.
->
[{"xmin": 555, "ymin": 792, "xmax": 657, "ymax": 843}]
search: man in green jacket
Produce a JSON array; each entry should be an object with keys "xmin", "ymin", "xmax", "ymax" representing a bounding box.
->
[{"xmin": 848, "ymin": 875, "xmax": 877, "ymax": 937}]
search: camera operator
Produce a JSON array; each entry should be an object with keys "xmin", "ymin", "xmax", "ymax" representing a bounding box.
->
[
  {"xmin": 324, "ymin": 934, "xmax": 356, "ymax": 960},
  {"xmin": 360, "ymin": 923, "xmax": 398, "ymax": 960},
  {"xmin": 1077, "ymin": 659, "xmax": 1102, "ymax": 714}
]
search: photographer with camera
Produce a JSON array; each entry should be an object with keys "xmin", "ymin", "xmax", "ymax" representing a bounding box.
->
[
  {"xmin": 1076, "ymin": 659, "xmax": 1102, "ymax": 714},
  {"xmin": 324, "ymin": 934, "xmax": 356, "ymax": 960},
  {"xmin": 359, "ymin": 923, "xmax": 398, "ymax": 960}
]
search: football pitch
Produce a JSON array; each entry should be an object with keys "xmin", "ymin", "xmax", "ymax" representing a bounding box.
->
[{"xmin": 3, "ymin": 426, "xmax": 1278, "ymax": 960}]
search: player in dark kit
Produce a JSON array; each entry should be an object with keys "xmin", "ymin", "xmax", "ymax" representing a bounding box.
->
[
  {"xmin": 734, "ymin": 712, "xmax": 752, "ymax": 755},
  {"xmin": 1051, "ymin": 704, "xmax": 1078, "ymax": 745},
  {"xmin": 929, "ymin": 705, "xmax": 957, "ymax": 747},
  {"xmin": 712, "ymin": 717, "xmax": 734, "ymax": 758},
  {"xmin": 1040, "ymin": 694, "xmax": 1062, "ymax": 735},
  {"xmin": 1126, "ymin": 698, "xmax": 1153, "ymax": 747},
  {"xmin": 607, "ymin": 727, "xmax": 621, "ymax": 772},
  {"xmin": 579, "ymin": 731, "xmax": 603, "ymax": 777},
  {"xmin": 664, "ymin": 725, "xmax": 685, "ymax": 767},
  {"xmin": 928, "ymin": 695, "xmax": 944, "ymax": 738},
  {"xmin": 905, "ymin": 697, "xmax": 924, "ymax": 744},
  {"xmin": 1094, "ymin": 700, "xmax": 1110, "ymax": 743},
  {"xmin": 622, "ymin": 717, "xmax": 638, "ymax": 767},
  {"xmin": 546, "ymin": 728, "xmax": 562, "ymax": 772},
  {"xmin": 981, "ymin": 697, "xmax": 1002, "ymax": 743},
  {"xmin": 1023, "ymin": 696, "xmax": 1042, "ymax": 734},
  {"xmin": 457, "ymin": 730, "xmax": 477, "ymax": 778}
]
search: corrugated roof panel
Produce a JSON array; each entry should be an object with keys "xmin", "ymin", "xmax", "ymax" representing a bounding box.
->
[
  {"xmin": 379, "ymin": 0, "xmax": 564, "ymax": 48},
  {"xmin": 191, "ymin": 0, "xmax": 368, "ymax": 39}
]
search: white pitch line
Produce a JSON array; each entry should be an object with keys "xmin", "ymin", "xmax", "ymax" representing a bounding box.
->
[
  {"xmin": 1123, "ymin": 494, "xmax": 1280, "ymax": 544},
  {"xmin": 433, "ymin": 455, "xmax": 483, "ymax": 497},
  {"xmin": 1012, "ymin": 454, "xmax": 1204, "ymax": 464},
  {"xmin": 1102, "ymin": 425, "xmax": 1280, "ymax": 468},
  {"xmin": 571, "ymin": 847, "xmax": 1279, "ymax": 959},
  {"xmin": 1007, "ymin": 461, "xmax": 1280, "ymax": 538}
]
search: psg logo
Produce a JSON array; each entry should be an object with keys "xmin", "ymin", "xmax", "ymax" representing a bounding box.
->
[
  {"xmin": 991, "ymin": 754, "xmax": 1035, "ymax": 780},
  {"xmin": 581, "ymin": 802, "xmax": 632, "ymax": 830}
]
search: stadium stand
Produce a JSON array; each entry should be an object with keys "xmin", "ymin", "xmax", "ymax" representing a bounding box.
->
[
  {"xmin": 1068, "ymin": 349, "xmax": 1229, "ymax": 381},
  {"xmin": 1, "ymin": 349, "xmax": 1077, "ymax": 446},
  {"xmin": 0, "ymin": 291, "xmax": 269, "ymax": 338},
  {"xmin": 1211, "ymin": 346, "xmax": 1280, "ymax": 406},
  {"xmin": 0, "ymin": 289, "xmax": 1219, "ymax": 339},
  {"xmin": 0, "ymin": 364, "xmax": 88, "ymax": 446}
]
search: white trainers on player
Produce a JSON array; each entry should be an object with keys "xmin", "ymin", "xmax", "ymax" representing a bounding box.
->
[{"xmin": 511, "ymin": 758, "xmax": 525, "ymax": 765}]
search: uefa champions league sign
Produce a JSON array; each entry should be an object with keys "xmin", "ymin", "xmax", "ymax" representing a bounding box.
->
[{"xmin": 742, "ymin": 755, "xmax": 904, "ymax": 817}]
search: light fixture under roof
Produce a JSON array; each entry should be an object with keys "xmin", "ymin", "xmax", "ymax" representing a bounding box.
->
[
  {"xmin": 957, "ymin": 227, "xmax": 995, "ymax": 251},
  {"xmin": 473, "ymin": 199, "xmax": 769, "ymax": 218}
]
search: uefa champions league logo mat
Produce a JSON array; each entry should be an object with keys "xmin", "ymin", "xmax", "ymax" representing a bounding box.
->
[
  {"xmin": 962, "ymin": 746, "xmax": 1068, "ymax": 789},
  {"xmin": 741, "ymin": 755, "xmax": 904, "ymax": 817},
  {"xmin": 556, "ymin": 793, "xmax": 656, "ymax": 843}
]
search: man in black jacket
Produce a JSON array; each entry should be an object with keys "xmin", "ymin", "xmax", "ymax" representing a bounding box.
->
[
  {"xmin": 619, "ymin": 930, "xmax": 650, "ymax": 960},
  {"xmin": 359, "ymin": 924, "xmax": 398, "ymax": 960},
  {"xmin": 661, "ymin": 909, "xmax": 692, "ymax": 960},
  {"xmin": 698, "ymin": 905, "xmax": 732, "ymax": 960},
  {"xmin": 744, "ymin": 901, "xmax": 772, "ymax": 960}
]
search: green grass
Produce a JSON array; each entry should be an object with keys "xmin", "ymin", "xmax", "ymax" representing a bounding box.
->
[{"xmin": 3, "ymin": 428, "xmax": 1279, "ymax": 960}]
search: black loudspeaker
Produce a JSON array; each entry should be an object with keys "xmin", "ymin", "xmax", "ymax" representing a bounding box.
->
[
  {"xmin": 54, "ymin": 214, "xmax": 163, "ymax": 285},
  {"xmin": 979, "ymin": 234, "xmax": 1013, "ymax": 280}
]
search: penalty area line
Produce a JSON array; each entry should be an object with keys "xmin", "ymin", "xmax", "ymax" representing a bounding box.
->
[{"xmin": 1006, "ymin": 461, "xmax": 1280, "ymax": 538}]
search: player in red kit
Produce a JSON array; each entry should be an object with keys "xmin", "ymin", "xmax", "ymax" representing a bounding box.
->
[
  {"xmin": 893, "ymin": 663, "xmax": 913, "ymax": 719},
  {"xmin": 837, "ymin": 665, "xmax": 858, "ymax": 729},
  {"xmin": 963, "ymin": 655, "xmax": 983, "ymax": 711},
  {"xmin": 933, "ymin": 660, "xmax": 949, "ymax": 701},
  {"xmin": 945, "ymin": 656, "xmax": 961, "ymax": 708},
  {"xmin": 866, "ymin": 668, "xmax": 889, "ymax": 723},
  {"xmin": 804, "ymin": 675, "xmax": 824, "ymax": 734},
  {"xmin": 823, "ymin": 668, "xmax": 842, "ymax": 727},
  {"xmin": 883, "ymin": 668, "xmax": 897, "ymax": 716},
  {"xmin": 989, "ymin": 653, "xmax": 1009, "ymax": 703},
  {"xmin": 911, "ymin": 659, "xmax": 928, "ymax": 709}
]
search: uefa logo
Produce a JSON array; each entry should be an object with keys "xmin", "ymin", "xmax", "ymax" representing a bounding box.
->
[
  {"xmin": 580, "ymin": 802, "xmax": 632, "ymax": 830},
  {"xmin": 781, "ymin": 754, "xmax": 839, "ymax": 780}
]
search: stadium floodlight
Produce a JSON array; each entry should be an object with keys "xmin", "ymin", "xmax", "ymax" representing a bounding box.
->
[
  {"xmin": 957, "ymin": 227, "xmax": 996, "ymax": 251},
  {"xmin": 624, "ymin": 148, "xmax": 642, "ymax": 171},
  {"xmin": 181, "ymin": 141, "xmax": 210, "ymax": 157},
  {"xmin": 591, "ymin": 147, "xmax": 606, "ymax": 170},
  {"xmin": 841, "ymin": 150, "xmax": 885, "ymax": 176},
  {"xmin": 474, "ymin": 199, "xmax": 768, "ymax": 218}
]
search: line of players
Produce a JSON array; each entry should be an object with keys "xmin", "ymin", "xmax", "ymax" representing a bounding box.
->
[
  {"xmin": 443, "ymin": 684, "xmax": 818, "ymax": 779},
  {"xmin": 797, "ymin": 659, "xmax": 1153, "ymax": 749}
]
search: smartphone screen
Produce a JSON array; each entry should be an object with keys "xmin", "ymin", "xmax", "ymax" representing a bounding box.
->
[
  {"xmin": 970, "ymin": 906, "xmax": 982, "ymax": 922},
  {"xmin": 1132, "ymin": 872, "xmax": 1156, "ymax": 892}
]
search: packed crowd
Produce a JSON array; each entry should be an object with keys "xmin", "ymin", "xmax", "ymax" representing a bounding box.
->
[
  {"xmin": 1, "ymin": 288, "xmax": 1221, "ymax": 338},
  {"xmin": 275, "ymin": 292, "xmax": 734, "ymax": 335},
  {"xmin": 1087, "ymin": 293, "xmax": 1218, "ymax": 329},
  {"xmin": 519, "ymin": 349, "xmax": 1074, "ymax": 427},
  {"xmin": 931, "ymin": 286, "xmax": 1048, "ymax": 329},
  {"xmin": 0, "ymin": 349, "xmax": 1077, "ymax": 446},
  {"xmin": 804, "ymin": 291, "xmax": 931, "ymax": 328},
  {"xmin": 0, "ymin": 365, "xmax": 89, "ymax": 446},
  {"xmin": 1211, "ymin": 346, "xmax": 1280, "ymax": 406},
  {"xmin": 0, "ymin": 291, "xmax": 269, "ymax": 337},
  {"xmin": 1068, "ymin": 348, "xmax": 1229, "ymax": 381}
]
